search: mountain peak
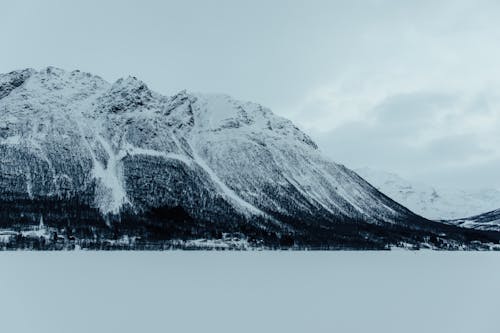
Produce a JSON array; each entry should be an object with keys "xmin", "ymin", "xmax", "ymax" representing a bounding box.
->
[
  {"xmin": 0, "ymin": 68, "xmax": 35, "ymax": 99},
  {"xmin": 2, "ymin": 67, "xmax": 497, "ymax": 249},
  {"xmin": 96, "ymin": 76, "xmax": 156, "ymax": 114},
  {"xmin": 42, "ymin": 66, "xmax": 66, "ymax": 76},
  {"xmin": 113, "ymin": 75, "xmax": 148, "ymax": 89}
]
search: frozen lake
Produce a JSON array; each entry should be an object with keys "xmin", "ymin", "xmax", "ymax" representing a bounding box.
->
[{"xmin": 0, "ymin": 251, "xmax": 499, "ymax": 333}]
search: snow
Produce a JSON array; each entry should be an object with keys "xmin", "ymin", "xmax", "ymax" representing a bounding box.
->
[
  {"xmin": 174, "ymin": 237, "xmax": 251, "ymax": 250},
  {"xmin": 0, "ymin": 219, "xmax": 54, "ymax": 242},
  {"xmin": 122, "ymin": 142, "xmax": 193, "ymax": 166},
  {"xmin": 189, "ymin": 141, "xmax": 270, "ymax": 218},
  {"xmin": 0, "ymin": 67, "xmax": 432, "ymax": 226},
  {"xmin": 451, "ymin": 210, "xmax": 500, "ymax": 231},
  {"xmin": 92, "ymin": 134, "xmax": 130, "ymax": 214},
  {"xmin": 459, "ymin": 219, "xmax": 500, "ymax": 229},
  {"xmin": 0, "ymin": 232, "xmax": 17, "ymax": 243},
  {"xmin": 0, "ymin": 252, "xmax": 498, "ymax": 333},
  {"xmin": 20, "ymin": 226, "xmax": 50, "ymax": 239},
  {"xmin": 356, "ymin": 167, "xmax": 500, "ymax": 220},
  {"xmin": 192, "ymin": 93, "xmax": 239, "ymax": 128},
  {"xmin": 88, "ymin": 137, "xmax": 196, "ymax": 214},
  {"xmin": 0, "ymin": 134, "xmax": 22, "ymax": 145},
  {"xmin": 187, "ymin": 93, "xmax": 404, "ymax": 222}
]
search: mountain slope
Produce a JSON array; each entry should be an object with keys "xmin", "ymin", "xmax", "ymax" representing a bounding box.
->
[
  {"xmin": 356, "ymin": 168, "xmax": 500, "ymax": 220},
  {"xmin": 1, "ymin": 67, "xmax": 498, "ymax": 249},
  {"xmin": 448, "ymin": 209, "xmax": 500, "ymax": 232}
]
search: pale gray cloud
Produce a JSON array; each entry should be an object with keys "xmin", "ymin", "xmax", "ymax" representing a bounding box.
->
[{"xmin": 311, "ymin": 90, "xmax": 500, "ymax": 188}]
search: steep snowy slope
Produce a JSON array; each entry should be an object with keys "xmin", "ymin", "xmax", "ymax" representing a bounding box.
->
[
  {"xmin": 356, "ymin": 168, "xmax": 500, "ymax": 220},
  {"xmin": 448, "ymin": 209, "xmax": 500, "ymax": 232},
  {"xmin": 1, "ymin": 67, "xmax": 498, "ymax": 249}
]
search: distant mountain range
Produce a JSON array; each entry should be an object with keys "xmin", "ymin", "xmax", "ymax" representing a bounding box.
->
[
  {"xmin": 448, "ymin": 209, "xmax": 500, "ymax": 232},
  {"xmin": 355, "ymin": 167, "xmax": 500, "ymax": 220},
  {"xmin": 0, "ymin": 67, "xmax": 498, "ymax": 250}
]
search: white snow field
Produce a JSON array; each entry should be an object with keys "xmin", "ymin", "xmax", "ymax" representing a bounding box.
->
[
  {"xmin": 356, "ymin": 167, "xmax": 500, "ymax": 221},
  {"xmin": 0, "ymin": 252, "xmax": 499, "ymax": 333}
]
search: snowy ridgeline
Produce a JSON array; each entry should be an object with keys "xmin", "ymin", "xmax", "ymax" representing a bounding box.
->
[
  {"xmin": 1, "ymin": 67, "xmax": 500, "ymax": 249},
  {"xmin": 356, "ymin": 168, "xmax": 500, "ymax": 220},
  {"xmin": 0, "ymin": 67, "xmax": 410, "ymax": 224}
]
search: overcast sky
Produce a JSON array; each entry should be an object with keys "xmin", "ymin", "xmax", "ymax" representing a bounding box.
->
[{"xmin": 2, "ymin": 0, "xmax": 500, "ymax": 189}]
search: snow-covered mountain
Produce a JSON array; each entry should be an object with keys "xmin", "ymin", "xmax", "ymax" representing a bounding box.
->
[
  {"xmin": 448, "ymin": 209, "xmax": 500, "ymax": 232},
  {"xmin": 0, "ymin": 67, "xmax": 498, "ymax": 249},
  {"xmin": 355, "ymin": 167, "xmax": 500, "ymax": 221}
]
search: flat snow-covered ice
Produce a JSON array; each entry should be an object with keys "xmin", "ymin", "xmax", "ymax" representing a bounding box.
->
[{"xmin": 0, "ymin": 252, "xmax": 499, "ymax": 333}]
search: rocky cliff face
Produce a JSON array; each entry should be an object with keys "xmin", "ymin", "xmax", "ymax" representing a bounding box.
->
[{"xmin": 1, "ymin": 67, "xmax": 498, "ymax": 249}]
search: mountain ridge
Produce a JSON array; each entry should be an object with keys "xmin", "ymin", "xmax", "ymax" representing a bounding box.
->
[
  {"xmin": 1, "ymin": 67, "xmax": 499, "ymax": 250},
  {"xmin": 448, "ymin": 209, "xmax": 500, "ymax": 232},
  {"xmin": 355, "ymin": 167, "xmax": 500, "ymax": 230}
]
